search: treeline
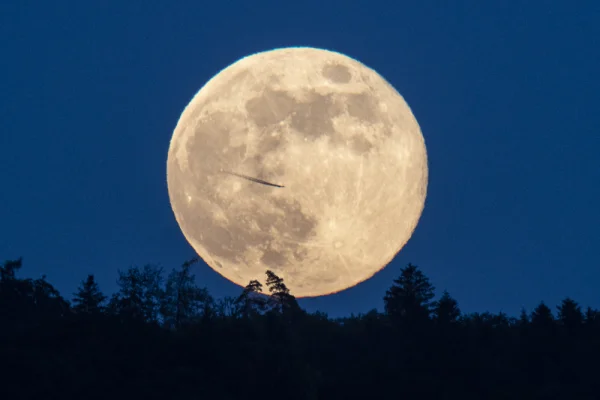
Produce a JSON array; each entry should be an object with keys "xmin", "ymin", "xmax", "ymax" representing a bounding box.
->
[{"xmin": 1, "ymin": 257, "xmax": 599, "ymax": 399}]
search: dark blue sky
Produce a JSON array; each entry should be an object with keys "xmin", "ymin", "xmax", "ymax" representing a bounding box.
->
[{"xmin": 1, "ymin": 1, "xmax": 599, "ymax": 317}]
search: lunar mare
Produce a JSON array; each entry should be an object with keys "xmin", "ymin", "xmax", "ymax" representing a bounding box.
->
[{"xmin": 167, "ymin": 47, "xmax": 428, "ymax": 297}]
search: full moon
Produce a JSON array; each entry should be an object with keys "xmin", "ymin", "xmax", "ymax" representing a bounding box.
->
[{"xmin": 167, "ymin": 47, "xmax": 428, "ymax": 297}]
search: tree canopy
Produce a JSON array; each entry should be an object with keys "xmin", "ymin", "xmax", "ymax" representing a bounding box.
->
[{"xmin": 1, "ymin": 257, "xmax": 599, "ymax": 399}]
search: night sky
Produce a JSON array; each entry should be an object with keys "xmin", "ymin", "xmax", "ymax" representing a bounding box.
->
[{"xmin": 1, "ymin": 1, "xmax": 598, "ymax": 318}]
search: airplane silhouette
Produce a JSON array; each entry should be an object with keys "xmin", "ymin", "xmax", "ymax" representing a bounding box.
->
[{"xmin": 222, "ymin": 170, "xmax": 284, "ymax": 188}]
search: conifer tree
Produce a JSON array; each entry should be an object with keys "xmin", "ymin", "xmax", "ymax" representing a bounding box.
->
[
  {"xmin": 265, "ymin": 270, "xmax": 300, "ymax": 314},
  {"xmin": 531, "ymin": 301, "xmax": 555, "ymax": 332},
  {"xmin": 557, "ymin": 297, "xmax": 584, "ymax": 332},
  {"xmin": 433, "ymin": 290, "xmax": 461, "ymax": 325},
  {"xmin": 72, "ymin": 274, "xmax": 107, "ymax": 314},
  {"xmin": 384, "ymin": 263, "xmax": 435, "ymax": 325},
  {"xmin": 236, "ymin": 279, "xmax": 267, "ymax": 317}
]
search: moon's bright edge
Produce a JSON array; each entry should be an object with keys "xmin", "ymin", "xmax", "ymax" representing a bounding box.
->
[{"xmin": 167, "ymin": 47, "xmax": 428, "ymax": 297}]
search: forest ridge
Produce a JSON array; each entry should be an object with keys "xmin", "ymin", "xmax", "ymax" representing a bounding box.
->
[{"xmin": 1, "ymin": 257, "xmax": 599, "ymax": 399}]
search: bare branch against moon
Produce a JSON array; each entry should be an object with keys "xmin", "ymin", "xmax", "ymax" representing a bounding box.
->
[{"xmin": 166, "ymin": 47, "xmax": 428, "ymax": 297}]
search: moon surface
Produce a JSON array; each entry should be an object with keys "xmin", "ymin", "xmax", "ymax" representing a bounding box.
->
[{"xmin": 167, "ymin": 47, "xmax": 428, "ymax": 297}]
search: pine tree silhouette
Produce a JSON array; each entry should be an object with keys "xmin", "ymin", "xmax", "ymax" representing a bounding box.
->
[
  {"xmin": 531, "ymin": 301, "xmax": 554, "ymax": 329},
  {"xmin": 383, "ymin": 263, "xmax": 435, "ymax": 325},
  {"xmin": 557, "ymin": 297, "xmax": 584, "ymax": 333},
  {"xmin": 236, "ymin": 279, "xmax": 267, "ymax": 317},
  {"xmin": 72, "ymin": 274, "xmax": 107, "ymax": 314},
  {"xmin": 433, "ymin": 290, "xmax": 461, "ymax": 325},
  {"xmin": 265, "ymin": 270, "xmax": 300, "ymax": 314}
]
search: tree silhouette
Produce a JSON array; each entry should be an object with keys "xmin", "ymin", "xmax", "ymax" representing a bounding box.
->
[
  {"xmin": 236, "ymin": 279, "xmax": 267, "ymax": 318},
  {"xmin": 215, "ymin": 296, "xmax": 239, "ymax": 318},
  {"xmin": 72, "ymin": 274, "xmax": 106, "ymax": 314},
  {"xmin": 433, "ymin": 290, "xmax": 461, "ymax": 325},
  {"xmin": 0, "ymin": 258, "xmax": 27, "ymax": 322},
  {"xmin": 0, "ymin": 257, "xmax": 22, "ymax": 281},
  {"xmin": 383, "ymin": 263, "xmax": 435, "ymax": 326},
  {"xmin": 265, "ymin": 270, "xmax": 300, "ymax": 315},
  {"xmin": 518, "ymin": 307, "xmax": 529, "ymax": 325},
  {"xmin": 107, "ymin": 264, "xmax": 164, "ymax": 324},
  {"xmin": 584, "ymin": 306, "xmax": 599, "ymax": 329},
  {"xmin": 557, "ymin": 297, "xmax": 584, "ymax": 333},
  {"xmin": 531, "ymin": 301, "xmax": 555, "ymax": 330},
  {"xmin": 162, "ymin": 258, "xmax": 212, "ymax": 329},
  {"xmin": 31, "ymin": 275, "xmax": 70, "ymax": 318}
]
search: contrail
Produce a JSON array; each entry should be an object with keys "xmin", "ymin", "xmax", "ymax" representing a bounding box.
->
[{"xmin": 222, "ymin": 170, "xmax": 284, "ymax": 188}]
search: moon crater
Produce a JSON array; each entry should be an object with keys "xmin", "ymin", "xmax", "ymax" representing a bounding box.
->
[{"xmin": 322, "ymin": 63, "xmax": 352, "ymax": 83}]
